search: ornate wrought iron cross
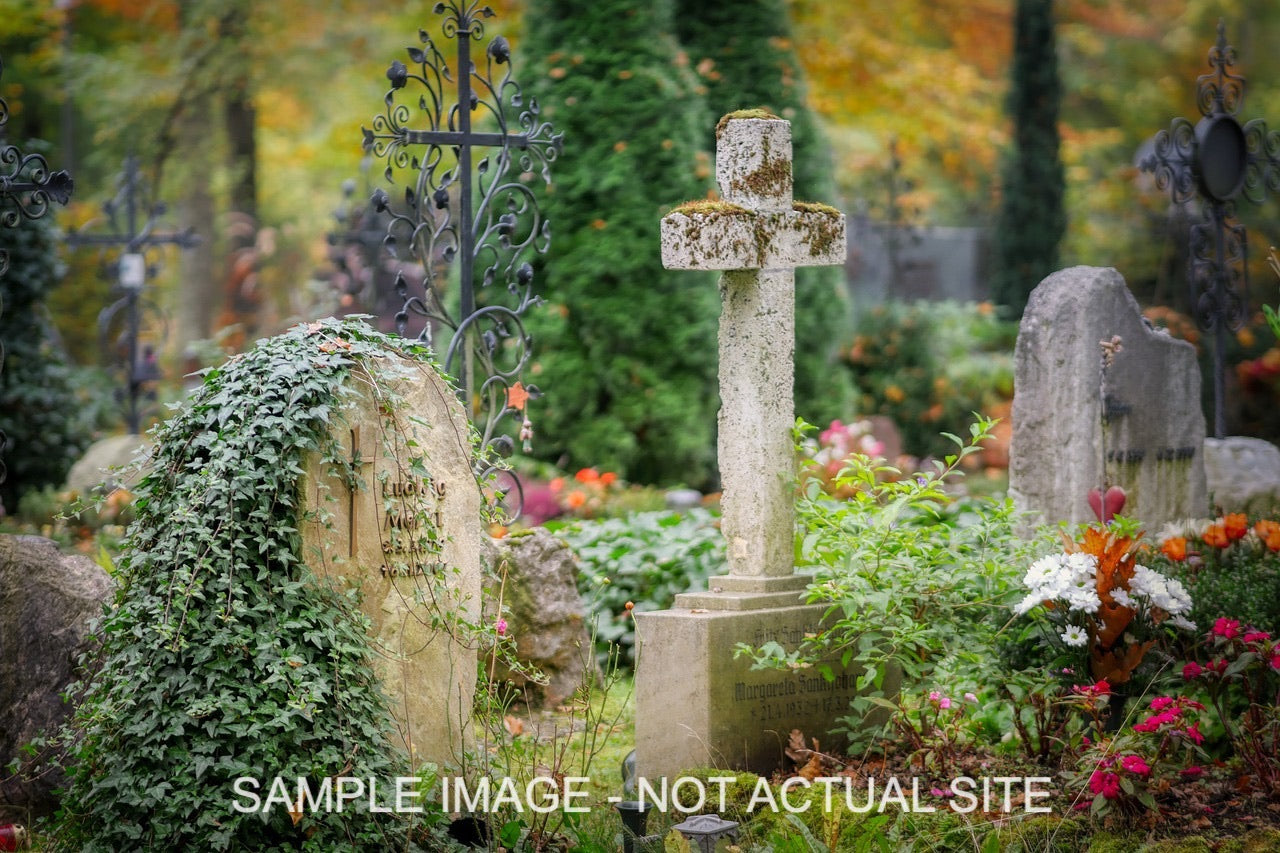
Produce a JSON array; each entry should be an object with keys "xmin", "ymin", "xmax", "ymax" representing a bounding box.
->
[
  {"xmin": 363, "ymin": 0, "xmax": 561, "ymax": 474},
  {"xmin": 0, "ymin": 55, "xmax": 74, "ymax": 485},
  {"xmin": 1139, "ymin": 21, "xmax": 1280, "ymax": 438},
  {"xmin": 65, "ymin": 155, "xmax": 197, "ymax": 434},
  {"xmin": 325, "ymin": 158, "xmax": 392, "ymax": 316}
]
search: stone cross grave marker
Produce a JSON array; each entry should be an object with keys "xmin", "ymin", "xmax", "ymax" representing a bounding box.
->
[
  {"xmin": 1010, "ymin": 266, "xmax": 1208, "ymax": 530},
  {"xmin": 636, "ymin": 113, "xmax": 873, "ymax": 780},
  {"xmin": 300, "ymin": 357, "xmax": 485, "ymax": 767}
]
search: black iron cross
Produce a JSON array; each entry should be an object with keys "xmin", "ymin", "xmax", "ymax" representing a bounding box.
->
[
  {"xmin": 1139, "ymin": 21, "xmax": 1280, "ymax": 438},
  {"xmin": 65, "ymin": 155, "xmax": 197, "ymax": 434},
  {"xmin": 362, "ymin": 0, "xmax": 560, "ymax": 475}
]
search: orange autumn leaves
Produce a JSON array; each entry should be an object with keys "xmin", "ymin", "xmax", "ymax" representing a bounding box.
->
[{"xmin": 1067, "ymin": 529, "xmax": 1153, "ymax": 686}]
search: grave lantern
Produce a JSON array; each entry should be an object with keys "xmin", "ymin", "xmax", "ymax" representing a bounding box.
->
[{"xmin": 670, "ymin": 813, "xmax": 740, "ymax": 853}]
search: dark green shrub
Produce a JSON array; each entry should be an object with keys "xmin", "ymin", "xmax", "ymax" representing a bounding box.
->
[
  {"xmin": 53, "ymin": 320, "xmax": 457, "ymax": 851},
  {"xmin": 0, "ymin": 204, "xmax": 93, "ymax": 512},
  {"xmin": 521, "ymin": 0, "xmax": 721, "ymax": 488},
  {"xmin": 556, "ymin": 507, "xmax": 726, "ymax": 669}
]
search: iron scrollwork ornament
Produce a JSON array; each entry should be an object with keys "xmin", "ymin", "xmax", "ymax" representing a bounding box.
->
[
  {"xmin": 1138, "ymin": 21, "xmax": 1280, "ymax": 438},
  {"xmin": 0, "ymin": 56, "xmax": 74, "ymax": 484},
  {"xmin": 363, "ymin": 1, "xmax": 562, "ymax": 504}
]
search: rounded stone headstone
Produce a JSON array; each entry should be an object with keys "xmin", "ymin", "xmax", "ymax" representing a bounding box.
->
[
  {"xmin": 65, "ymin": 434, "xmax": 152, "ymax": 496},
  {"xmin": 0, "ymin": 535, "xmax": 113, "ymax": 814},
  {"xmin": 299, "ymin": 356, "xmax": 485, "ymax": 767},
  {"xmin": 1204, "ymin": 437, "xmax": 1280, "ymax": 516}
]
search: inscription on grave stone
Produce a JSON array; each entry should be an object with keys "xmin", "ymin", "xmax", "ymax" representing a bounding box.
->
[{"xmin": 300, "ymin": 358, "xmax": 484, "ymax": 765}]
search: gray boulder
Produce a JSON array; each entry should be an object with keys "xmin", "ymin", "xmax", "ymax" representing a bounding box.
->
[
  {"xmin": 0, "ymin": 535, "xmax": 113, "ymax": 814},
  {"xmin": 485, "ymin": 528, "xmax": 596, "ymax": 707},
  {"xmin": 1204, "ymin": 437, "xmax": 1280, "ymax": 516}
]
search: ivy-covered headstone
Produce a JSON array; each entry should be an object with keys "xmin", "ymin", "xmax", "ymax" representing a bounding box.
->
[{"xmin": 57, "ymin": 319, "xmax": 484, "ymax": 850}]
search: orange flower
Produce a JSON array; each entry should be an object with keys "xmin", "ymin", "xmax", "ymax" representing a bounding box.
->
[
  {"xmin": 1255, "ymin": 520, "xmax": 1280, "ymax": 552},
  {"xmin": 1160, "ymin": 536, "xmax": 1188, "ymax": 562},
  {"xmin": 565, "ymin": 491, "xmax": 587, "ymax": 509},
  {"xmin": 574, "ymin": 468, "xmax": 600, "ymax": 484},
  {"xmin": 885, "ymin": 385, "xmax": 905, "ymax": 403},
  {"xmin": 600, "ymin": 471, "xmax": 617, "ymax": 486},
  {"xmin": 1203, "ymin": 523, "xmax": 1231, "ymax": 549},
  {"xmin": 1223, "ymin": 513, "xmax": 1249, "ymax": 541},
  {"xmin": 549, "ymin": 477, "xmax": 565, "ymax": 493}
]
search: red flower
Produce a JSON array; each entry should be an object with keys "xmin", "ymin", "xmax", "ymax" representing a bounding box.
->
[
  {"xmin": 1121, "ymin": 755, "xmax": 1151, "ymax": 776},
  {"xmin": 1182, "ymin": 722, "xmax": 1205, "ymax": 745},
  {"xmin": 1243, "ymin": 630, "xmax": 1272, "ymax": 644},
  {"xmin": 599, "ymin": 471, "xmax": 617, "ymax": 486},
  {"xmin": 1271, "ymin": 652, "xmax": 1280, "ymax": 671},
  {"xmin": 1181, "ymin": 766, "xmax": 1204, "ymax": 780},
  {"xmin": 1182, "ymin": 661, "xmax": 1202, "ymax": 680},
  {"xmin": 575, "ymin": 468, "xmax": 600, "ymax": 484},
  {"xmin": 1213, "ymin": 618, "xmax": 1240, "ymax": 639},
  {"xmin": 1089, "ymin": 770, "xmax": 1122, "ymax": 799},
  {"xmin": 1255, "ymin": 520, "xmax": 1280, "ymax": 551},
  {"xmin": 1150, "ymin": 696, "xmax": 1176, "ymax": 711}
]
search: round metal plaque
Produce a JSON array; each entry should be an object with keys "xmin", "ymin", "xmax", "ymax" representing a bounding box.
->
[{"xmin": 1194, "ymin": 115, "xmax": 1247, "ymax": 201}]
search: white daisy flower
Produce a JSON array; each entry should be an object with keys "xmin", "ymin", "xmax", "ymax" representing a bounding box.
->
[{"xmin": 1061, "ymin": 625, "xmax": 1088, "ymax": 647}]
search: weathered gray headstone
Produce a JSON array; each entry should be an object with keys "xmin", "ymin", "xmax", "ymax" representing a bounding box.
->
[
  {"xmin": 298, "ymin": 357, "xmax": 484, "ymax": 767},
  {"xmin": 483, "ymin": 528, "xmax": 595, "ymax": 708},
  {"xmin": 1, "ymin": 535, "xmax": 112, "ymax": 814},
  {"xmin": 1204, "ymin": 436, "xmax": 1280, "ymax": 516},
  {"xmin": 1010, "ymin": 266, "xmax": 1208, "ymax": 528},
  {"xmin": 637, "ymin": 113, "xmax": 868, "ymax": 780}
]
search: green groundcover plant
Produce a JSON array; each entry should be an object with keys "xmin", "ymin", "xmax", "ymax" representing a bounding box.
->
[{"xmin": 48, "ymin": 319, "xmax": 469, "ymax": 851}]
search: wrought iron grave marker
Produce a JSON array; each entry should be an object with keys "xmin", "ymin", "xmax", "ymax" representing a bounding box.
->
[
  {"xmin": 65, "ymin": 155, "xmax": 197, "ymax": 434},
  {"xmin": 363, "ymin": 0, "xmax": 561, "ymax": 478},
  {"xmin": 1139, "ymin": 21, "xmax": 1280, "ymax": 438}
]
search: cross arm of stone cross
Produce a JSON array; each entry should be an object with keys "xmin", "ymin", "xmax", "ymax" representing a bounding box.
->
[{"xmin": 660, "ymin": 114, "xmax": 845, "ymax": 272}]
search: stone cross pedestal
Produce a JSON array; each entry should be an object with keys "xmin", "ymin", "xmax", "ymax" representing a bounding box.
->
[{"xmin": 636, "ymin": 114, "xmax": 868, "ymax": 780}]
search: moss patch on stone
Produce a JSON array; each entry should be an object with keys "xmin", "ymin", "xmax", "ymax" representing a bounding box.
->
[
  {"xmin": 794, "ymin": 201, "xmax": 841, "ymax": 216},
  {"xmin": 715, "ymin": 107, "xmax": 783, "ymax": 137},
  {"xmin": 669, "ymin": 199, "xmax": 751, "ymax": 217}
]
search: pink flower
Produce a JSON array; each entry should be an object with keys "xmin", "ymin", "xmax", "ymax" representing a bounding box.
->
[
  {"xmin": 1182, "ymin": 722, "xmax": 1204, "ymax": 745},
  {"xmin": 1181, "ymin": 766, "xmax": 1204, "ymax": 780},
  {"xmin": 1206, "ymin": 658, "xmax": 1229, "ymax": 675},
  {"xmin": 928, "ymin": 690, "xmax": 941, "ymax": 702},
  {"xmin": 1089, "ymin": 770, "xmax": 1122, "ymax": 799},
  {"xmin": 1150, "ymin": 696, "xmax": 1176, "ymax": 712},
  {"xmin": 931, "ymin": 787, "xmax": 953, "ymax": 798},
  {"xmin": 964, "ymin": 692, "xmax": 978, "ymax": 704},
  {"xmin": 939, "ymin": 697, "xmax": 953, "ymax": 709},
  {"xmin": 1213, "ymin": 617, "xmax": 1240, "ymax": 639},
  {"xmin": 1271, "ymin": 652, "xmax": 1280, "ymax": 671},
  {"xmin": 1134, "ymin": 710, "xmax": 1178, "ymax": 733},
  {"xmin": 1243, "ymin": 630, "xmax": 1272, "ymax": 644},
  {"xmin": 495, "ymin": 618, "xmax": 508, "ymax": 637},
  {"xmin": 1182, "ymin": 661, "xmax": 1202, "ymax": 680},
  {"xmin": 1121, "ymin": 755, "xmax": 1151, "ymax": 776}
]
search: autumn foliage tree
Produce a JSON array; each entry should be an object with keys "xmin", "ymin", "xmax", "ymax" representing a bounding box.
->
[
  {"xmin": 521, "ymin": 0, "xmax": 720, "ymax": 486},
  {"xmin": 675, "ymin": 0, "xmax": 853, "ymax": 427},
  {"xmin": 993, "ymin": 0, "xmax": 1066, "ymax": 317}
]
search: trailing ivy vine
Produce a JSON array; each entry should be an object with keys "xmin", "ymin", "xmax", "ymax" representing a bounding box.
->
[{"xmin": 53, "ymin": 318, "xmax": 469, "ymax": 851}]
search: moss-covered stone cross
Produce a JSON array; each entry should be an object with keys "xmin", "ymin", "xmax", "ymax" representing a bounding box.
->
[{"xmin": 660, "ymin": 113, "xmax": 845, "ymax": 588}]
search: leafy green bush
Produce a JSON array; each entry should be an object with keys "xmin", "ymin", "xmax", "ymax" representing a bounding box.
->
[
  {"xmin": 842, "ymin": 300, "xmax": 1016, "ymax": 459},
  {"xmin": 0, "ymin": 204, "xmax": 94, "ymax": 512},
  {"xmin": 737, "ymin": 418, "xmax": 1034, "ymax": 748},
  {"xmin": 555, "ymin": 508, "xmax": 726, "ymax": 669},
  {"xmin": 53, "ymin": 320, "xmax": 458, "ymax": 850}
]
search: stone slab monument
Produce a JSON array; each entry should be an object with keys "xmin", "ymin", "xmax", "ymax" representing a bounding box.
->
[
  {"xmin": 1010, "ymin": 266, "xmax": 1208, "ymax": 529},
  {"xmin": 636, "ymin": 112, "xmax": 862, "ymax": 780},
  {"xmin": 300, "ymin": 357, "xmax": 484, "ymax": 767}
]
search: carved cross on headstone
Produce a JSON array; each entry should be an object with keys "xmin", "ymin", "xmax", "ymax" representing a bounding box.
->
[
  {"xmin": 660, "ymin": 113, "xmax": 845, "ymax": 590},
  {"xmin": 347, "ymin": 425, "xmax": 375, "ymax": 560}
]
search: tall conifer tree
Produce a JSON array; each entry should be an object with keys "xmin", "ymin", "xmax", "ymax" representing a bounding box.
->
[
  {"xmin": 993, "ymin": 0, "xmax": 1066, "ymax": 318},
  {"xmin": 522, "ymin": 0, "xmax": 721, "ymax": 486}
]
